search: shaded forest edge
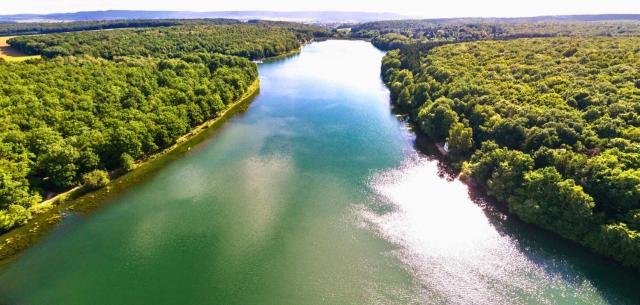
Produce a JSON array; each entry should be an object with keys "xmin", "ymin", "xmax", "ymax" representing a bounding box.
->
[{"xmin": 380, "ymin": 36, "xmax": 640, "ymax": 270}]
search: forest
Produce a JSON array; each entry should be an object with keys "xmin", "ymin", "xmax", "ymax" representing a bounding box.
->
[
  {"xmin": 8, "ymin": 22, "xmax": 328, "ymax": 60},
  {"xmin": 351, "ymin": 19, "xmax": 640, "ymax": 50},
  {"xmin": 0, "ymin": 19, "xmax": 189, "ymax": 36},
  {"xmin": 381, "ymin": 36, "xmax": 640, "ymax": 268},
  {"xmin": 0, "ymin": 22, "xmax": 324, "ymax": 232}
]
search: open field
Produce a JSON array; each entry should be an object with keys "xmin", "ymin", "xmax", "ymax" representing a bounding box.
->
[{"xmin": 0, "ymin": 36, "xmax": 40, "ymax": 62}]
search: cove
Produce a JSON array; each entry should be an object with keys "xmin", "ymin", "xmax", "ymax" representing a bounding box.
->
[{"xmin": 0, "ymin": 40, "xmax": 639, "ymax": 305}]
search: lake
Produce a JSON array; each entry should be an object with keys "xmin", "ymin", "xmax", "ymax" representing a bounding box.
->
[{"xmin": 1, "ymin": 40, "xmax": 638, "ymax": 305}]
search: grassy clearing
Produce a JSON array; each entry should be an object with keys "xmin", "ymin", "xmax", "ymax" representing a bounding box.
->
[{"xmin": 0, "ymin": 36, "xmax": 41, "ymax": 62}]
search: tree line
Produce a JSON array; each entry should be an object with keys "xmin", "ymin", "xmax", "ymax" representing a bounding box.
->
[
  {"xmin": 350, "ymin": 19, "xmax": 640, "ymax": 50},
  {"xmin": 382, "ymin": 37, "xmax": 640, "ymax": 269},
  {"xmin": 8, "ymin": 22, "xmax": 327, "ymax": 60},
  {"xmin": 0, "ymin": 19, "xmax": 186, "ymax": 36}
]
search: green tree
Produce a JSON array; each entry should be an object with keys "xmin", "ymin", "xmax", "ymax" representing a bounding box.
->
[
  {"xmin": 82, "ymin": 170, "xmax": 110, "ymax": 190},
  {"xmin": 36, "ymin": 143, "xmax": 80, "ymax": 190},
  {"xmin": 418, "ymin": 97, "xmax": 458, "ymax": 141},
  {"xmin": 447, "ymin": 121, "xmax": 474, "ymax": 155},
  {"xmin": 0, "ymin": 204, "xmax": 31, "ymax": 232},
  {"xmin": 513, "ymin": 167, "xmax": 595, "ymax": 239},
  {"xmin": 121, "ymin": 153, "xmax": 137, "ymax": 172}
]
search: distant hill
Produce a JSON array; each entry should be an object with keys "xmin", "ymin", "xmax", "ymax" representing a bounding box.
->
[
  {"xmin": 413, "ymin": 14, "xmax": 640, "ymax": 23},
  {"xmin": 348, "ymin": 14, "xmax": 640, "ymax": 28},
  {"xmin": 2, "ymin": 11, "xmax": 639, "ymax": 26},
  {"xmin": 0, "ymin": 10, "xmax": 410, "ymax": 24}
]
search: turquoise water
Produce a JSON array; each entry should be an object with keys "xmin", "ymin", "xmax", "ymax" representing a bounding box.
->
[{"xmin": 1, "ymin": 40, "xmax": 638, "ymax": 305}]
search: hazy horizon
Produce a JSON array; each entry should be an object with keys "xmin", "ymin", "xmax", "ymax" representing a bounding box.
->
[{"xmin": 3, "ymin": 0, "xmax": 640, "ymax": 19}]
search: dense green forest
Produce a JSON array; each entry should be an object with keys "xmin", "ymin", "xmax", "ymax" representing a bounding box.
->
[
  {"xmin": 381, "ymin": 37, "xmax": 640, "ymax": 268},
  {"xmin": 0, "ymin": 19, "xmax": 190, "ymax": 36},
  {"xmin": 351, "ymin": 20, "xmax": 640, "ymax": 50},
  {"xmin": 8, "ymin": 22, "xmax": 326, "ymax": 60},
  {"xmin": 0, "ymin": 18, "xmax": 330, "ymax": 37},
  {"xmin": 0, "ymin": 22, "xmax": 323, "ymax": 232}
]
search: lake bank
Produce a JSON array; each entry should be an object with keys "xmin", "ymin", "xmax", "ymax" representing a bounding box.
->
[{"xmin": 0, "ymin": 79, "xmax": 259, "ymax": 267}]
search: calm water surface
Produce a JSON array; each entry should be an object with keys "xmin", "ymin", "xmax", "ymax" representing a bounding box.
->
[{"xmin": 1, "ymin": 40, "xmax": 638, "ymax": 305}]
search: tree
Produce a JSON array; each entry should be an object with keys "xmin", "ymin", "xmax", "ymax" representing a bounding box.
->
[
  {"xmin": 585, "ymin": 223, "xmax": 640, "ymax": 268},
  {"xmin": 412, "ymin": 82, "xmax": 431, "ymax": 108},
  {"xmin": 397, "ymin": 85, "xmax": 414, "ymax": 107},
  {"xmin": 36, "ymin": 143, "xmax": 80, "ymax": 190},
  {"xmin": 583, "ymin": 153, "xmax": 640, "ymax": 215},
  {"xmin": 0, "ymin": 166, "xmax": 39, "ymax": 209},
  {"xmin": 492, "ymin": 119, "xmax": 526, "ymax": 150},
  {"xmin": 447, "ymin": 121, "xmax": 474, "ymax": 155},
  {"xmin": 512, "ymin": 167, "xmax": 595, "ymax": 239},
  {"xmin": 418, "ymin": 97, "xmax": 458, "ymax": 141},
  {"xmin": 82, "ymin": 170, "xmax": 110, "ymax": 190},
  {"xmin": 104, "ymin": 126, "xmax": 143, "ymax": 168},
  {"xmin": 0, "ymin": 204, "xmax": 31, "ymax": 232},
  {"xmin": 462, "ymin": 141, "xmax": 533, "ymax": 201},
  {"xmin": 121, "ymin": 153, "xmax": 137, "ymax": 172}
]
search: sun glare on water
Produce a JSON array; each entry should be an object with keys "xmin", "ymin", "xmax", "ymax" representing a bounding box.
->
[{"xmin": 357, "ymin": 157, "xmax": 607, "ymax": 305}]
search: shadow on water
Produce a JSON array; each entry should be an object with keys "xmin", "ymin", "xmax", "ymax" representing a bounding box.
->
[
  {"xmin": 262, "ymin": 49, "xmax": 302, "ymax": 64},
  {"xmin": 412, "ymin": 132, "xmax": 459, "ymax": 181},
  {"xmin": 469, "ymin": 189, "xmax": 640, "ymax": 304}
]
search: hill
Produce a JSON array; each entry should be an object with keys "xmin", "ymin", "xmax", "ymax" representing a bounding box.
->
[{"xmin": 0, "ymin": 10, "xmax": 409, "ymax": 24}]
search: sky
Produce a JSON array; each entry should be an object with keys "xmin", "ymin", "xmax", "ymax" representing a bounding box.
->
[{"xmin": 2, "ymin": 0, "xmax": 640, "ymax": 18}]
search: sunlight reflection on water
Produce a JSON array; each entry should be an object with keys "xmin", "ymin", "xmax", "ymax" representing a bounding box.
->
[{"xmin": 358, "ymin": 156, "xmax": 608, "ymax": 305}]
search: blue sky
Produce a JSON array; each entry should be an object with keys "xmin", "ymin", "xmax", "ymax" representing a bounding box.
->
[{"xmin": 3, "ymin": 0, "xmax": 639, "ymax": 17}]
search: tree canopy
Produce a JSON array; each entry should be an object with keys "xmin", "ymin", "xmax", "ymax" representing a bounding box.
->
[
  {"xmin": 354, "ymin": 19, "xmax": 640, "ymax": 50},
  {"xmin": 9, "ymin": 24, "xmax": 313, "ymax": 60}
]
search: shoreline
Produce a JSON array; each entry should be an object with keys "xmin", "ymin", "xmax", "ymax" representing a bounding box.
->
[
  {"xmin": 0, "ymin": 79, "xmax": 260, "ymax": 268},
  {"xmin": 390, "ymin": 92, "xmax": 640, "ymax": 273},
  {"xmin": 260, "ymin": 44, "xmax": 305, "ymax": 63},
  {"xmin": 258, "ymin": 38, "xmax": 320, "ymax": 63}
]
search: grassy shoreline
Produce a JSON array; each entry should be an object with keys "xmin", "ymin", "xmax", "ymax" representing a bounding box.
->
[{"xmin": 0, "ymin": 79, "xmax": 260, "ymax": 268}]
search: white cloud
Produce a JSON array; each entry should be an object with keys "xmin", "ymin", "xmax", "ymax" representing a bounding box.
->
[{"xmin": 1, "ymin": 0, "xmax": 639, "ymax": 18}]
